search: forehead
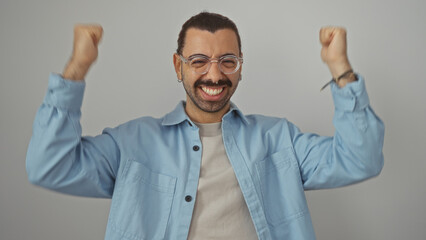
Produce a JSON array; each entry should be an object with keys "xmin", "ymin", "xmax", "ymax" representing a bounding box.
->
[{"xmin": 182, "ymin": 28, "xmax": 240, "ymax": 57}]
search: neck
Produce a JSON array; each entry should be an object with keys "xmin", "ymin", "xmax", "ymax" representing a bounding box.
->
[{"xmin": 185, "ymin": 99, "xmax": 230, "ymax": 124}]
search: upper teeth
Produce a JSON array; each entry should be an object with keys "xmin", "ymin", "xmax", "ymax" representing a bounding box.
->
[{"xmin": 202, "ymin": 87, "xmax": 223, "ymax": 96}]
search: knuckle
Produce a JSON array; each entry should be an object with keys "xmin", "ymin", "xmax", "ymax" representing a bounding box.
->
[{"xmin": 337, "ymin": 27, "xmax": 347, "ymax": 33}]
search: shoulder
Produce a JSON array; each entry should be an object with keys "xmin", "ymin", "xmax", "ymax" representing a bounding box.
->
[
  {"xmin": 228, "ymin": 113, "xmax": 301, "ymax": 152},
  {"xmin": 102, "ymin": 115, "xmax": 165, "ymax": 137},
  {"xmin": 245, "ymin": 113, "xmax": 295, "ymax": 129},
  {"xmin": 230, "ymin": 104, "xmax": 293, "ymax": 128},
  {"xmin": 233, "ymin": 112, "xmax": 300, "ymax": 139}
]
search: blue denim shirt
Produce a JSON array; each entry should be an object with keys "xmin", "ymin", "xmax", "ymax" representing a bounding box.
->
[{"xmin": 26, "ymin": 74, "xmax": 384, "ymax": 240}]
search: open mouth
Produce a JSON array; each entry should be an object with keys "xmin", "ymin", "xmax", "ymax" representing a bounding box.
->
[{"xmin": 201, "ymin": 86, "xmax": 224, "ymax": 96}]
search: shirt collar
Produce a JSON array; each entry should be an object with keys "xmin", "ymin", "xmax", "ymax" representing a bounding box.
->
[{"xmin": 161, "ymin": 101, "xmax": 249, "ymax": 126}]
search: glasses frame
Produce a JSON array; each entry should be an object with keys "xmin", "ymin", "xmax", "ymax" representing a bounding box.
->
[{"xmin": 179, "ymin": 54, "xmax": 243, "ymax": 75}]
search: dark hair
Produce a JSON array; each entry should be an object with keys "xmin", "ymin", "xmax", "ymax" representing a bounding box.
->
[{"xmin": 176, "ymin": 12, "xmax": 242, "ymax": 55}]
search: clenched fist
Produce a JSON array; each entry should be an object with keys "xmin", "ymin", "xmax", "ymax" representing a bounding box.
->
[
  {"xmin": 320, "ymin": 27, "xmax": 355, "ymax": 87},
  {"xmin": 63, "ymin": 24, "xmax": 103, "ymax": 81}
]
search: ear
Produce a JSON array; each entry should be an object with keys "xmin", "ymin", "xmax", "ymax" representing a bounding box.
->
[{"xmin": 173, "ymin": 53, "xmax": 182, "ymax": 80}]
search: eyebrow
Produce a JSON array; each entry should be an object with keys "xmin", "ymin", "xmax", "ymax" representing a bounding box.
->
[
  {"xmin": 188, "ymin": 53, "xmax": 238, "ymax": 59},
  {"xmin": 188, "ymin": 54, "xmax": 209, "ymax": 59}
]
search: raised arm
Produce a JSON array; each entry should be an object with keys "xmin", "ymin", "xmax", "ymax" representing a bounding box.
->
[
  {"xmin": 63, "ymin": 24, "xmax": 103, "ymax": 80},
  {"xmin": 292, "ymin": 27, "xmax": 384, "ymax": 189},
  {"xmin": 26, "ymin": 25, "xmax": 120, "ymax": 198},
  {"xmin": 320, "ymin": 27, "xmax": 357, "ymax": 88}
]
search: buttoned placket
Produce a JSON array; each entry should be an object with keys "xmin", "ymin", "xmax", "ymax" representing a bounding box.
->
[
  {"xmin": 221, "ymin": 114, "xmax": 272, "ymax": 240},
  {"xmin": 177, "ymin": 121, "xmax": 203, "ymax": 240}
]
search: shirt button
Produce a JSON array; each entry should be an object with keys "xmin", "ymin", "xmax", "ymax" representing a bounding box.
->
[
  {"xmin": 185, "ymin": 195, "xmax": 192, "ymax": 202},
  {"xmin": 193, "ymin": 145, "xmax": 200, "ymax": 151}
]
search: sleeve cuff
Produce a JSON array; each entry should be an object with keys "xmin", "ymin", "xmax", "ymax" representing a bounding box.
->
[
  {"xmin": 331, "ymin": 74, "xmax": 370, "ymax": 112},
  {"xmin": 43, "ymin": 73, "xmax": 86, "ymax": 111}
]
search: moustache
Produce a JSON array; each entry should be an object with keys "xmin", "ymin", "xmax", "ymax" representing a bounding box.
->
[{"xmin": 194, "ymin": 79, "xmax": 232, "ymax": 88}]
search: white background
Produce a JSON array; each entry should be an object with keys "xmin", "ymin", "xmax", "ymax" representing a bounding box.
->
[{"xmin": 1, "ymin": 0, "xmax": 425, "ymax": 239}]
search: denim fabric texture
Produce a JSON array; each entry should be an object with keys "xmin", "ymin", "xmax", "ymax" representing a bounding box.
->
[{"xmin": 26, "ymin": 74, "xmax": 384, "ymax": 240}]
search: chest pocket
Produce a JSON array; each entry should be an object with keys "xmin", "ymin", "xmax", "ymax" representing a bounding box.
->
[
  {"xmin": 109, "ymin": 159, "xmax": 177, "ymax": 240},
  {"xmin": 255, "ymin": 147, "xmax": 308, "ymax": 226}
]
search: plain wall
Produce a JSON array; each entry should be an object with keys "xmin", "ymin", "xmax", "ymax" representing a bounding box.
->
[{"xmin": 1, "ymin": 0, "xmax": 425, "ymax": 239}]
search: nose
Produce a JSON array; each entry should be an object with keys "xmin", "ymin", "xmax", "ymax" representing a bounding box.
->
[{"xmin": 204, "ymin": 61, "xmax": 223, "ymax": 83}]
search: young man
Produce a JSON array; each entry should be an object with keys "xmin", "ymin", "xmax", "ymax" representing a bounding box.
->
[{"xmin": 26, "ymin": 12, "xmax": 384, "ymax": 240}]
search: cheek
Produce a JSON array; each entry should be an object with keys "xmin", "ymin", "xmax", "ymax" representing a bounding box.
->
[
  {"xmin": 182, "ymin": 72, "xmax": 200, "ymax": 87},
  {"xmin": 230, "ymin": 74, "xmax": 241, "ymax": 86}
]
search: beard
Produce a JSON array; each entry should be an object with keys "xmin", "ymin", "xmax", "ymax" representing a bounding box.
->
[{"xmin": 182, "ymin": 75, "xmax": 237, "ymax": 113}]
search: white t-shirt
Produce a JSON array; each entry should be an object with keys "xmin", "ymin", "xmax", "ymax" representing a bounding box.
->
[{"xmin": 187, "ymin": 122, "xmax": 258, "ymax": 240}]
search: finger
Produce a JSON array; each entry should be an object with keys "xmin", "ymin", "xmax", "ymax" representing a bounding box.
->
[
  {"xmin": 74, "ymin": 24, "xmax": 103, "ymax": 45},
  {"xmin": 319, "ymin": 27, "xmax": 334, "ymax": 46},
  {"xmin": 332, "ymin": 28, "xmax": 346, "ymax": 43},
  {"xmin": 89, "ymin": 25, "xmax": 103, "ymax": 45}
]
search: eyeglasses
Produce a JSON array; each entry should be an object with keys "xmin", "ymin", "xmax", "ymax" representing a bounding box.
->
[{"xmin": 180, "ymin": 54, "xmax": 243, "ymax": 75}]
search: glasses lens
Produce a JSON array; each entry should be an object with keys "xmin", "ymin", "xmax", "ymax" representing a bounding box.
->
[
  {"xmin": 220, "ymin": 56, "xmax": 239, "ymax": 74},
  {"xmin": 187, "ymin": 56, "xmax": 241, "ymax": 74},
  {"xmin": 189, "ymin": 57, "xmax": 210, "ymax": 74}
]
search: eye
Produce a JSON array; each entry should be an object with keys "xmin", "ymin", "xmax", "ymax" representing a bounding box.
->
[
  {"xmin": 190, "ymin": 58, "xmax": 209, "ymax": 68},
  {"xmin": 221, "ymin": 57, "xmax": 237, "ymax": 68}
]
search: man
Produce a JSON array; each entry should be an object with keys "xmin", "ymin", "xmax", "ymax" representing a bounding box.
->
[{"xmin": 26, "ymin": 12, "xmax": 384, "ymax": 240}]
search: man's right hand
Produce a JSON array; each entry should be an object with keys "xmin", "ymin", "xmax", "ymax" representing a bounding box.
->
[{"xmin": 63, "ymin": 24, "xmax": 103, "ymax": 81}]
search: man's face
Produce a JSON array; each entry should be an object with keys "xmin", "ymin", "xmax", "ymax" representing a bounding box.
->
[{"xmin": 173, "ymin": 28, "xmax": 242, "ymax": 121}]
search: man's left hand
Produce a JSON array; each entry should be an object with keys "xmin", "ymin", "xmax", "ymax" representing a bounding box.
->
[{"xmin": 320, "ymin": 27, "xmax": 356, "ymax": 87}]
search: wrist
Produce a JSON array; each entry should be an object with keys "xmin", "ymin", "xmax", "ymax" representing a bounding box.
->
[
  {"xmin": 334, "ymin": 70, "xmax": 357, "ymax": 88},
  {"xmin": 321, "ymin": 60, "xmax": 357, "ymax": 90},
  {"xmin": 62, "ymin": 59, "xmax": 91, "ymax": 81},
  {"xmin": 327, "ymin": 58, "xmax": 352, "ymax": 79},
  {"xmin": 327, "ymin": 59, "xmax": 357, "ymax": 88}
]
